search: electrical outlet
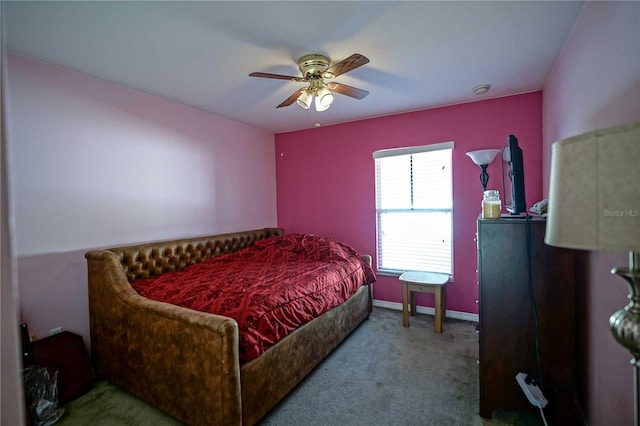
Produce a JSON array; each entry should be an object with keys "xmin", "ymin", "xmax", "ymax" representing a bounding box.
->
[
  {"xmin": 516, "ymin": 372, "xmax": 548, "ymax": 408},
  {"xmin": 49, "ymin": 326, "xmax": 63, "ymax": 336}
]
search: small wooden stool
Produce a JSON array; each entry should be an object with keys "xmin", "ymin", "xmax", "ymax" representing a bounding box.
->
[{"xmin": 400, "ymin": 271, "xmax": 449, "ymax": 333}]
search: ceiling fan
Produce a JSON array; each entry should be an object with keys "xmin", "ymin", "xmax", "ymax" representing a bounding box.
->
[{"xmin": 249, "ymin": 53, "xmax": 370, "ymax": 112}]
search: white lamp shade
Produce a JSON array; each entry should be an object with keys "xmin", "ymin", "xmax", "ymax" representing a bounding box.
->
[
  {"xmin": 466, "ymin": 149, "xmax": 501, "ymax": 166},
  {"xmin": 315, "ymin": 96, "xmax": 329, "ymax": 112},
  {"xmin": 296, "ymin": 90, "xmax": 313, "ymax": 110},
  {"xmin": 545, "ymin": 121, "xmax": 640, "ymax": 251},
  {"xmin": 316, "ymin": 86, "xmax": 334, "ymax": 108}
]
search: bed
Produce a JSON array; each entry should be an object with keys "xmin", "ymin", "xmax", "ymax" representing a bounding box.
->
[{"xmin": 84, "ymin": 228, "xmax": 375, "ymax": 425}]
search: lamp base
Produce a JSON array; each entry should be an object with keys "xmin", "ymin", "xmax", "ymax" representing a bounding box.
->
[
  {"xmin": 609, "ymin": 251, "xmax": 640, "ymax": 426},
  {"xmin": 479, "ymin": 164, "xmax": 489, "ymax": 192}
]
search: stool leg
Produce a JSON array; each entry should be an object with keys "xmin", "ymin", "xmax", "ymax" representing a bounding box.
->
[
  {"xmin": 442, "ymin": 285, "xmax": 447, "ymax": 322},
  {"xmin": 402, "ymin": 282, "xmax": 409, "ymax": 327},
  {"xmin": 410, "ymin": 290, "xmax": 417, "ymax": 317},
  {"xmin": 434, "ymin": 287, "xmax": 442, "ymax": 333}
]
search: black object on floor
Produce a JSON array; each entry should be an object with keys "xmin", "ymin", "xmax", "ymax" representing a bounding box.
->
[{"xmin": 31, "ymin": 331, "xmax": 96, "ymax": 404}]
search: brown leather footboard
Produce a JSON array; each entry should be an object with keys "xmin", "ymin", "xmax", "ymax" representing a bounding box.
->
[
  {"xmin": 241, "ymin": 284, "xmax": 372, "ymax": 425},
  {"xmin": 85, "ymin": 227, "xmax": 372, "ymax": 426}
]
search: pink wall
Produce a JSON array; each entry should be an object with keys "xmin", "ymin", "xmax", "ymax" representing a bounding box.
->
[
  {"xmin": 5, "ymin": 53, "xmax": 278, "ymax": 342},
  {"xmin": 543, "ymin": 2, "xmax": 640, "ymax": 424},
  {"xmin": 276, "ymin": 92, "xmax": 543, "ymax": 316}
]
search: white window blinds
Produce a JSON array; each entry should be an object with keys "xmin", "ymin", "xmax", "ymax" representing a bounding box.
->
[{"xmin": 373, "ymin": 142, "xmax": 453, "ymax": 275}]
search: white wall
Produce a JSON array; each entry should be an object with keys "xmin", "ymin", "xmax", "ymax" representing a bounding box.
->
[{"xmin": 5, "ymin": 52, "xmax": 277, "ymax": 342}]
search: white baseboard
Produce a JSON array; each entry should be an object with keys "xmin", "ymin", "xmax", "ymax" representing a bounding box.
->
[{"xmin": 372, "ymin": 299, "xmax": 479, "ymax": 323}]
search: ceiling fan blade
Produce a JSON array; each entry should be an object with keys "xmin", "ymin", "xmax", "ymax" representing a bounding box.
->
[
  {"xmin": 323, "ymin": 54, "xmax": 369, "ymax": 79},
  {"xmin": 326, "ymin": 82, "xmax": 369, "ymax": 100},
  {"xmin": 276, "ymin": 90, "xmax": 304, "ymax": 108},
  {"xmin": 249, "ymin": 72, "xmax": 306, "ymax": 82}
]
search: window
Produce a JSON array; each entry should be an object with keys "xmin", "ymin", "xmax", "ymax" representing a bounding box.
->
[{"xmin": 373, "ymin": 142, "xmax": 453, "ymax": 275}]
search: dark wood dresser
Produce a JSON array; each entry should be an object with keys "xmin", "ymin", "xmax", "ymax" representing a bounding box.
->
[{"xmin": 477, "ymin": 217, "xmax": 577, "ymax": 425}]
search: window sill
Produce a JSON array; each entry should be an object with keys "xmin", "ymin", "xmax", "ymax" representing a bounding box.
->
[{"xmin": 376, "ymin": 270, "xmax": 404, "ymax": 277}]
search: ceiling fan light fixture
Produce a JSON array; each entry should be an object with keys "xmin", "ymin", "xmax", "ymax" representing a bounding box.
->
[
  {"xmin": 316, "ymin": 85, "xmax": 334, "ymax": 108},
  {"xmin": 250, "ymin": 53, "xmax": 370, "ymax": 110},
  {"xmin": 315, "ymin": 95, "xmax": 330, "ymax": 112},
  {"xmin": 296, "ymin": 89, "xmax": 313, "ymax": 110}
]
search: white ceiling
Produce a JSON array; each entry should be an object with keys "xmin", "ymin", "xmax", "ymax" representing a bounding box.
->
[{"xmin": 4, "ymin": 1, "xmax": 584, "ymax": 134}]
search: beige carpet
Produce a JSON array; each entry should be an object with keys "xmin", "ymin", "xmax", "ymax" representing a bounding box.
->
[{"xmin": 56, "ymin": 307, "xmax": 542, "ymax": 425}]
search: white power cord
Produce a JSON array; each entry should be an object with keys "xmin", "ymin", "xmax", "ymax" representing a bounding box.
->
[{"xmin": 539, "ymin": 406, "xmax": 549, "ymax": 426}]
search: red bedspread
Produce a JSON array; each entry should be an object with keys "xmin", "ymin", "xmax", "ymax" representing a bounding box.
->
[{"xmin": 131, "ymin": 234, "xmax": 376, "ymax": 362}]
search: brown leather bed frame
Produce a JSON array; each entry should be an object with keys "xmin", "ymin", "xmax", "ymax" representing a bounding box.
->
[{"xmin": 85, "ymin": 228, "xmax": 372, "ymax": 425}]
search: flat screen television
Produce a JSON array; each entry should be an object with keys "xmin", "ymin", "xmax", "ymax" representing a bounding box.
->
[{"xmin": 502, "ymin": 134, "xmax": 527, "ymax": 214}]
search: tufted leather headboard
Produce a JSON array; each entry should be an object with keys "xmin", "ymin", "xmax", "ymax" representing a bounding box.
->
[{"xmin": 103, "ymin": 228, "xmax": 283, "ymax": 283}]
